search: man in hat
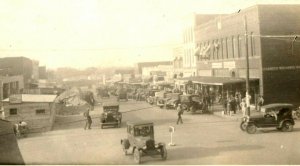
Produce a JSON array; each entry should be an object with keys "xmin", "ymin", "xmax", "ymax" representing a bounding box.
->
[{"xmin": 176, "ymin": 104, "xmax": 184, "ymax": 125}]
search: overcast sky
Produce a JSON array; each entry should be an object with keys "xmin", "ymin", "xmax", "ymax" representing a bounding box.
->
[{"xmin": 0, "ymin": 0, "xmax": 299, "ymax": 69}]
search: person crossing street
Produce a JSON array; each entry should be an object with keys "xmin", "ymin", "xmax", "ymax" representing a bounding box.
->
[{"xmin": 176, "ymin": 104, "xmax": 184, "ymax": 125}]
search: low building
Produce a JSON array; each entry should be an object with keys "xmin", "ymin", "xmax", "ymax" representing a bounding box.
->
[{"xmin": 2, "ymin": 94, "xmax": 57, "ymax": 132}]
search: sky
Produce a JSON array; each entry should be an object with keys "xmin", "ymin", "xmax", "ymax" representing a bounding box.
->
[{"xmin": 0, "ymin": 0, "xmax": 300, "ymax": 69}]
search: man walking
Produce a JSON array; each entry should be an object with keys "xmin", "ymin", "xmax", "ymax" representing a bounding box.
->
[
  {"xmin": 84, "ymin": 108, "xmax": 92, "ymax": 130},
  {"xmin": 176, "ymin": 104, "xmax": 184, "ymax": 125},
  {"xmin": 257, "ymin": 95, "xmax": 264, "ymax": 112}
]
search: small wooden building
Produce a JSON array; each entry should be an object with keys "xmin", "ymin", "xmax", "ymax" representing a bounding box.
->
[{"xmin": 2, "ymin": 94, "xmax": 57, "ymax": 132}]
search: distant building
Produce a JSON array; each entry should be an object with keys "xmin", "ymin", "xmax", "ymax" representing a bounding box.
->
[
  {"xmin": 192, "ymin": 4, "xmax": 300, "ymax": 105},
  {"xmin": 2, "ymin": 94, "xmax": 57, "ymax": 132},
  {"xmin": 0, "ymin": 75, "xmax": 24, "ymax": 101},
  {"xmin": 181, "ymin": 14, "xmax": 222, "ymax": 77},
  {"xmin": 135, "ymin": 61, "xmax": 172, "ymax": 74},
  {"xmin": 39, "ymin": 66, "xmax": 47, "ymax": 79},
  {"xmin": 0, "ymin": 57, "xmax": 39, "ymax": 88}
]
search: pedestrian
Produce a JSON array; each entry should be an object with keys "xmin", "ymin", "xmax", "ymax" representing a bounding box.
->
[
  {"xmin": 176, "ymin": 104, "xmax": 184, "ymax": 125},
  {"xmin": 257, "ymin": 95, "xmax": 264, "ymax": 112},
  {"xmin": 240, "ymin": 98, "xmax": 247, "ymax": 117},
  {"xmin": 222, "ymin": 96, "xmax": 228, "ymax": 115},
  {"xmin": 84, "ymin": 109, "xmax": 92, "ymax": 130}
]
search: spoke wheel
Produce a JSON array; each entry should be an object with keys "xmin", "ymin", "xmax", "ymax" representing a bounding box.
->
[
  {"xmin": 161, "ymin": 146, "xmax": 167, "ymax": 160},
  {"xmin": 240, "ymin": 121, "xmax": 247, "ymax": 131},
  {"xmin": 246, "ymin": 124, "xmax": 256, "ymax": 134},
  {"xmin": 281, "ymin": 121, "xmax": 293, "ymax": 132},
  {"xmin": 133, "ymin": 148, "xmax": 141, "ymax": 164}
]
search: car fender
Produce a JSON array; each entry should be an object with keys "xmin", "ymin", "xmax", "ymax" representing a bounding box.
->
[
  {"xmin": 246, "ymin": 121, "xmax": 257, "ymax": 127},
  {"xmin": 121, "ymin": 139, "xmax": 130, "ymax": 149}
]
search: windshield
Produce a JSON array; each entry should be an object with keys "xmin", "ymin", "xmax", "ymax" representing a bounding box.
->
[
  {"xmin": 103, "ymin": 106, "xmax": 119, "ymax": 112},
  {"xmin": 134, "ymin": 125, "xmax": 153, "ymax": 137},
  {"xmin": 192, "ymin": 96, "xmax": 201, "ymax": 102}
]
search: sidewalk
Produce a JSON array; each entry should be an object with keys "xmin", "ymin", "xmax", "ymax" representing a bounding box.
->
[{"xmin": 211, "ymin": 104, "xmax": 261, "ymax": 121}]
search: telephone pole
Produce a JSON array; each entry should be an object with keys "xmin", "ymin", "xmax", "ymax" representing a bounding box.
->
[{"xmin": 244, "ymin": 15, "xmax": 250, "ymax": 116}]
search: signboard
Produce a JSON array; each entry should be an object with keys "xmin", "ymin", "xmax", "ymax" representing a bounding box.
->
[
  {"xmin": 223, "ymin": 61, "xmax": 236, "ymax": 69},
  {"xmin": 211, "ymin": 62, "xmax": 223, "ymax": 69},
  {"xmin": 169, "ymin": 126, "xmax": 175, "ymax": 133},
  {"xmin": 9, "ymin": 94, "xmax": 22, "ymax": 104}
]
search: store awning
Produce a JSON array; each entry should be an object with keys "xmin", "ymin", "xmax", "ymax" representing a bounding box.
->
[{"xmin": 176, "ymin": 76, "xmax": 259, "ymax": 86}]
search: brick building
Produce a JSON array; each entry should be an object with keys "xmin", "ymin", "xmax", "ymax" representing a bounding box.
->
[
  {"xmin": 192, "ymin": 5, "xmax": 300, "ymax": 105},
  {"xmin": 0, "ymin": 57, "xmax": 38, "ymax": 88}
]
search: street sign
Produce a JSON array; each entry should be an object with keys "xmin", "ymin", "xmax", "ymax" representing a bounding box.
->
[{"xmin": 168, "ymin": 126, "xmax": 176, "ymax": 146}]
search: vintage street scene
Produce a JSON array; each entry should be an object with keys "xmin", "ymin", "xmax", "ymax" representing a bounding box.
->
[{"xmin": 1, "ymin": 0, "xmax": 300, "ymax": 165}]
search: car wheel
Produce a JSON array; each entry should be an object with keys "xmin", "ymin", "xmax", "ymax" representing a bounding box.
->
[
  {"xmin": 246, "ymin": 124, "xmax": 256, "ymax": 134},
  {"xmin": 133, "ymin": 148, "xmax": 141, "ymax": 164},
  {"xmin": 160, "ymin": 145, "xmax": 167, "ymax": 160},
  {"xmin": 101, "ymin": 124, "xmax": 103, "ymax": 129},
  {"xmin": 122, "ymin": 140, "xmax": 130, "ymax": 155},
  {"xmin": 296, "ymin": 112, "xmax": 300, "ymax": 119},
  {"xmin": 240, "ymin": 121, "xmax": 247, "ymax": 131},
  {"xmin": 281, "ymin": 121, "xmax": 294, "ymax": 132}
]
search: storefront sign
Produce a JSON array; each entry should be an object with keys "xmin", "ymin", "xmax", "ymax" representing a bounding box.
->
[
  {"xmin": 212, "ymin": 62, "xmax": 223, "ymax": 69},
  {"xmin": 223, "ymin": 61, "xmax": 236, "ymax": 69}
]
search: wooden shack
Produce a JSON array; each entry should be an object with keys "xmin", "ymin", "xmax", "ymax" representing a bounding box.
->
[{"xmin": 2, "ymin": 94, "xmax": 57, "ymax": 132}]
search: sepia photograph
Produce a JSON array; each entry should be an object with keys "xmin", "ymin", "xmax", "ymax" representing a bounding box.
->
[{"xmin": 1, "ymin": 0, "xmax": 300, "ymax": 165}]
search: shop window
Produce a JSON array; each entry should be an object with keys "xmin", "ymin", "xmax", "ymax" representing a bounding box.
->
[
  {"xmin": 36, "ymin": 109, "xmax": 46, "ymax": 114},
  {"xmin": 9, "ymin": 108, "xmax": 17, "ymax": 115}
]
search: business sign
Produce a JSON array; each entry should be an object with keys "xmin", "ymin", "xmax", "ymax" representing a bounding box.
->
[
  {"xmin": 211, "ymin": 62, "xmax": 223, "ymax": 69},
  {"xmin": 9, "ymin": 94, "xmax": 22, "ymax": 104},
  {"xmin": 223, "ymin": 61, "xmax": 236, "ymax": 69}
]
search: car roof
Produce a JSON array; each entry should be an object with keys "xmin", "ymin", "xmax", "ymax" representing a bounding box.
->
[
  {"xmin": 262, "ymin": 103, "xmax": 294, "ymax": 110},
  {"xmin": 127, "ymin": 121, "xmax": 154, "ymax": 126},
  {"xmin": 103, "ymin": 102, "xmax": 120, "ymax": 107}
]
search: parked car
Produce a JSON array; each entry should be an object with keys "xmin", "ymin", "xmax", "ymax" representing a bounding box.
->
[
  {"xmin": 179, "ymin": 94, "xmax": 207, "ymax": 113},
  {"xmin": 117, "ymin": 88, "xmax": 128, "ymax": 101},
  {"xmin": 97, "ymin": 87, "xmax": 110, "ymax": 98},
  {"xmin": 164, "ymin": 93, "xmax": 181, "ymax": 109},
  {"xmin": 120, "ymin": 121, "xmax": 167, "ymax": 164},
  {"xmin": 240, "ymin": 103, "xmax": 295, "ymax": 134},
  {"xmin": 155, "ymin": 91, "xmax": 171, "ymax": 108},
  {"xmin": 146, "ymin": 89, "xmax": 160, "ymax": 104},
  {"xmin": 100, "ymin": 102, "xmax": 122, "ymax": 128}
]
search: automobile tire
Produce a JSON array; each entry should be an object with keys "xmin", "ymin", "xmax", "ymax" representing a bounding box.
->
[
  {"xmin": 122, "ymin": 139, "xmax": 130, "ymax": 155},
  {"xmin": 246, "ymin": 124, "xmax": 256, "ymax": 134},
  {"xmin": 281, "ymin": 121, "xmax": 294, "ymax": 132},
  {"xmin": 133, "ymin": 148, "xmax": 141, "ymax": 164},
  {"xmin": 160, "ymin": 145, "xmax": 167, "ymax": 160},
  {"xmin": 296, "ymin": 112, "xmax": 300, "ymax": 119},
  {"xmin": 101, "ymin": 124, "xmax": 103, "ymax": 129},
  {"xmin": 240, "ymin": 121, "xmax": 247, "ymax": 131}
]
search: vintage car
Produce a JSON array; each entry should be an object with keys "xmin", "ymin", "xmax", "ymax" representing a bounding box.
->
[
  {"xmin": 179, "ymin": 94, "xmax": 206, "ymax": 113},
  {"xmin": 120, "ymin": 121, "xmax": 167, "ymax": 164},
  {"xmin": 146, "ymin": 89, "xmax": 160, "ymax": 104},
  {"xmin": 164, "ymin": 93, "xmax": 181, "ymax": 109},
  {"xmin": 155, "ymin": 91, "xmax": 171, "ymax": 108},
  {"xmin": 97, "ymin": 87, "xmax": 110, "ymax": 98},
  {"xmin": 240, "ymin": 103, "xmax": 295, "ymax": 134},
  {"xmin": 100, "ymin": 102, "xmax": 122, "ymax": 128},
  {"xmin": 117, "ymin": 88, "xmax": 128, "ymax": 101}
]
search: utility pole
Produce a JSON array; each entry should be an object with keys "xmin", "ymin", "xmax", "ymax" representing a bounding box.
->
[{"xmin": 244, "ymin": 15, "xmax": 250, "ymax": 116}]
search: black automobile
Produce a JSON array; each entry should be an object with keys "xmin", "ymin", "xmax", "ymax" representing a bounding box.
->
[
  {"xmin": 146, "ymin": 89, "xmax": 160, "ymax": 105},
  {"xmin": 240, "ymin": 103, "xmax": 296, "ymax": 134},
  {"xmin": 100, "ymin": 102, "xmax": 122, "ymax": 128},
  {"xmin": 179, "ymin": 94, "xmax": 206, "ymax": 113},
  {"xmin": 164, "ymin": 93, "xmax": 181, "ymax": 109}
]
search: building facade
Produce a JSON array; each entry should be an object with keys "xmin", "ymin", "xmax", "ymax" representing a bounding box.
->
[
  {"xmin": 0, "ymin": 57, "xmax": 39, "ymax": 88},
  {"xmin": 2, "ymin": 94, "xmax": 57, "ymax": 132},
  {"xmin": 0, "ymin": 75, "xmax": 24, "ymax": 101},
  {"xmin": 182, "ymin": 14, "xmax": 222, "ymax": 77},
  {"xmin": 194, "ymin": 5, "xmax": 300, "ymax": 104}
]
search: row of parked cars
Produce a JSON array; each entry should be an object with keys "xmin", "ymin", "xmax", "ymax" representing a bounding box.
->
[{"xmin": 146, "ymin": 89, "xmax": 211, "ymax": 114}]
